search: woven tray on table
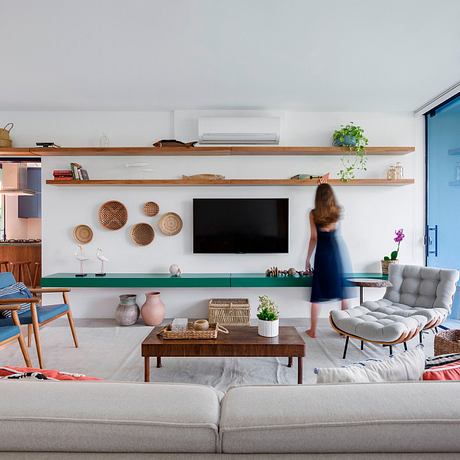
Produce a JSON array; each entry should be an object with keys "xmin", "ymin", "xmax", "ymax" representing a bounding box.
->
[
  {"xmin": 434, "ymin": 329, "xmax": 460, "ymax": 356},
  {"xmin": 157, "ymin": 323, "xmax": 229, "ymax": 340}
]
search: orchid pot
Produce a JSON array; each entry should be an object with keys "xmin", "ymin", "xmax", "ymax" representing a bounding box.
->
[{"xmin": 382, "ymin": 228, "xmax": 405, "ymax": 275}]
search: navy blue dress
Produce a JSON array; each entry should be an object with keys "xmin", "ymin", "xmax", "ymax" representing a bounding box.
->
[{"xmin": 310, "ymin": 225, "xmax": 344, "ymax": 303}]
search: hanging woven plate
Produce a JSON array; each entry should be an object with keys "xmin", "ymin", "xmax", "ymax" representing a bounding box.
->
[
  {"xmin": 143, "ymin": 201, "xmax": 160, "ymax": 217},
  {"xmin": 159, "ymin": 212, "xmax": 183, "ymax": 236},
  {"xmin": 73, "ymin": 224, "xmax": 93, "ymax": 244},
  {"xmin": 99, "ymin": 201, "xmax": 128, "ymax": 230},
  {"xmin": 131, "ymin": 223, "xmax": 155, "ymax": 246}
]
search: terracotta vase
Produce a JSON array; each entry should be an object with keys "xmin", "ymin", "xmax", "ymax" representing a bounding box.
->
[
  {"xmin": 115, "ymin": 294, "xmax": 140, "ymax": 326},
  {"xmin": 141, "ymin": 291, "xmax": 165, "ymax": 326}
]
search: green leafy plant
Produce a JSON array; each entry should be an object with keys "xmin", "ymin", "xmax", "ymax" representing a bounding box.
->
[
  {"xmin": 257, "ymin": 295, "xmax": 279, "ymax": 321},
  {"xmin": 383, "ymin": 228, "xmax": 405, "ymax": 261},
  {"xmin": 332, "ymin": 122, "xmax": 369, "ymax": 181}
]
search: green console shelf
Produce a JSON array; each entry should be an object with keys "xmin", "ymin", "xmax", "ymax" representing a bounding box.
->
[{"xmin": 41, "ymin": 272, "xmax": 387, "ymax": 288}]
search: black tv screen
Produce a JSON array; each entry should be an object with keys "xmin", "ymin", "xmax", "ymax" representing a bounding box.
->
[{"xmin": 193, "ymin": 198, "xmax": 289, "ymax": 253}]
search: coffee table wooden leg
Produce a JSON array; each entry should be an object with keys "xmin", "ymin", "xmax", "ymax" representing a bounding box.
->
[
  {"xmin": 288, "ymin": 356, "xmax": 293, "ymax": 367},
  {"xmin": 297, "ymin": 357, "xmax": 303, "ymax": 384},
  {"xmin": 144, "ymin": 356, "xmax": 150, "ymax": 382},
  {"xmin": 157, "ymin": 356, "xmax": 162, "ymax": 368}
]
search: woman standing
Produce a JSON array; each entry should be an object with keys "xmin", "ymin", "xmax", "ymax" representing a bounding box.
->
[{"xmin": 306, "ymin": 183, "xmax": 348, "ymax": 338}]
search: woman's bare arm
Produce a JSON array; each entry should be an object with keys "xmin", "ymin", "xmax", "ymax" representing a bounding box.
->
[{"xmin": 306, "ymin": 211, "xmax": 317, "ymax": 270}]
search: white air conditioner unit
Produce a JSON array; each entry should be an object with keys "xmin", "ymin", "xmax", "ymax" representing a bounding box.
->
[{"xmin": 198, "ymin": 117, "xmax": 280, "ymax": 145}]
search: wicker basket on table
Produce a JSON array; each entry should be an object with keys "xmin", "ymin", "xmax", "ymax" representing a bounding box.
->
[
  {"xmin": 434, "ymin": 329, "xmax": 460, "ymax": 356},
  {"xmin": 208, "ymin": 298, "xmax": 250, "ymax": 326},
  {"xmin": 158, "ymin": 322, "xmax": 228, "ymax": 340}
]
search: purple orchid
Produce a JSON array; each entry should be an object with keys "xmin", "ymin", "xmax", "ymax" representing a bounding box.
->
[{"xmin": 384, "ymin": 228, "xmax": 405, "ymax": 261}]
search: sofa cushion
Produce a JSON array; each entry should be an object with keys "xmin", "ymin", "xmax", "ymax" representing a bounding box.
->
[
  {"xmin": 0, "ymin": 381, "xmax": 220, "ymax": 453},
  {"xmin": 315, "ymin": 346, "xmax": 426, "ymax": 383},
  {"xmin": 220, "ymin": 382, "xmax": 460, "ymax": 454},
  {"xmin": 423, "ymin": 361, "xmax": 460, "ymax": 381}
]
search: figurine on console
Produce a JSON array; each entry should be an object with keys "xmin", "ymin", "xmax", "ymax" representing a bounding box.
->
[
  {"xmin": 74, "ymin": 245, "xmax": 89, "ymax": 277},
  {"xmin": 169, "ymin": 264, "xmax": 182, "ymax": 277},
  {"xmin": 96, "ymin": 248, "xmax": 109, "ymax": 277}
]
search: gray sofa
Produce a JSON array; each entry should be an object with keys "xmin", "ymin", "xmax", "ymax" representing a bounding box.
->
[{"xmin": 0, "ymin": 380, "xmax": 459, "ymax": 458}]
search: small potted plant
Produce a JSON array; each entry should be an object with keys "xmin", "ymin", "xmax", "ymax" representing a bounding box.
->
[
  {"xmin": 257, "ymin": 295, "xmax": 279, "ymax": 337},
  {"xmin": 381, "ymin": 228, "xmax": 405, "ymax": 275},
  {"xmin": 332, "ymin": 122, "xmax": 369, "ymax": 181}
]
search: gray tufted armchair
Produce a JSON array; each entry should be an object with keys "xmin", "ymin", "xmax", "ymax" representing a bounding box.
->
[{"xmin": 330, "ymin": 264, "xmax": 459, "ymax": 358}]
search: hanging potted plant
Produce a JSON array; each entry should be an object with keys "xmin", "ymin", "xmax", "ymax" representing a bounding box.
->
[
  {"xmin": 381, "ymin": 228, "xmax": 405, "ymax": 275},
  {"xmin": 257, "ymin": 295, "xmax": 279, "ymax": 337},
  {"xmin": 332, "ymin": 122, "xmax": 369, "ymax": 181}
]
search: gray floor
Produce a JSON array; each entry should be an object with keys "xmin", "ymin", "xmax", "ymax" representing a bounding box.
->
[{"xmin": 0, "ymin": 318, "xmax": 435, "ymax": 390}]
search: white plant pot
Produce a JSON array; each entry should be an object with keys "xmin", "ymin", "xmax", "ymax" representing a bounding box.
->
[{"xmin": 258, "ymin": 318, "xmax": 279, "ymax": 337}]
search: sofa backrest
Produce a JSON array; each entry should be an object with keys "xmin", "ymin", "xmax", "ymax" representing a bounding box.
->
[
  {"xmin": 0, "ymin": 273, "xmax": 16, "ymax": 289},
  {"xmin": 384, "ymin": 264, "xmax": 459, "ymax": 309}
]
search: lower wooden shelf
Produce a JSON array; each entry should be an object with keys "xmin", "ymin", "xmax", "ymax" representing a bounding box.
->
[{"xmin": 46, "ymin": 178, "xmax": 415, "ymax": 186}]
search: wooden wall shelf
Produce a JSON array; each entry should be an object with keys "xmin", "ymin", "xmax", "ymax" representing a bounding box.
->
[
  {"xmin": 1, "ymin": 146, "xmax": 415, "ymax": 157},
  {"xmin": 46, "ymin": 178, "xmax": 415, "ymax": 187}
]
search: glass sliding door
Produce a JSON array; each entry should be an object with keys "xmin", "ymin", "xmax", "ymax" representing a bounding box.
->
[{"xmin": 426, "ymin": 94, "xmax": 460, "ymax": 320}]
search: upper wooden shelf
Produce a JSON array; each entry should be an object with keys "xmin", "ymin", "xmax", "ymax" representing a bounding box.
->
[
  {"xmin": 1, "ymin": 146, "xmax": 415, "ymax": 157},
  {"xmin": 46, "ymin": 178, "xmax": 415, "ymax": 186}
]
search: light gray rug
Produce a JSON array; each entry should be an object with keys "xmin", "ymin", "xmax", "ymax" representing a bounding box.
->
[{"xmin": 0, "ymin": 319, "xmax": 435, "ymax": 391}]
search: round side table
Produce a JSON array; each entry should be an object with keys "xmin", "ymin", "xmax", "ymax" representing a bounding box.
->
[{"xmin": 348, "ymin": 278, "xmax": 392, "ymax": 304}]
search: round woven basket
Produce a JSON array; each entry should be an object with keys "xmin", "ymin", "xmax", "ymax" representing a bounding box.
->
[
  {"xmin": 131, "ymin": 223, "xmax": 155, "ymax": 246},
  {"xmin": 0, "ymin": 123, "xmax": 13, "ymax": 141},
  {"xmin": 99, "ymin": 201, "xmax": 128, "ymax": 230},
  {"xmin": 143, "ymin": 201, "xmax": 159, "ymax": 217},
  {"xmin": 434, "ymin": 329, "xmax": 460, "ymax": 356},
  {"xmin": 0, "ymin": 139, "xmax": 12, "ymax": 148},
  {"xmin": 73, "ymin": 224, "xmax": 93, "ymax": 244},
  {"xmin": 159, "ymin": 212, "xmax": 183, "ymax": 236}
]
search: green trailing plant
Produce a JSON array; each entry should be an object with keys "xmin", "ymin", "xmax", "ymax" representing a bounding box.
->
[
  {"xmin": 332, "ymin": 122, "xmax": 369, "ymax": 181},
  {"xmin": 257, "ymin": 295, "xmax": 279, "ymax": 321}
]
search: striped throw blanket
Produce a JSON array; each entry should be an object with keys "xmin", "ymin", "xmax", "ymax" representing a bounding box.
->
[{"xmin": 0, "ymin": 282, "xmax": 32, "ymax": 318}]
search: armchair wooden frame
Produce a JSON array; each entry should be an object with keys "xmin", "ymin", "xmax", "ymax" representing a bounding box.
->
[
  {"xmin": 25, "ymin": 288, "xmax": 78, "ymax": 369},
  {"xmin": 0, "ymin": 303, "xmax": 32, "ymax": 367}
]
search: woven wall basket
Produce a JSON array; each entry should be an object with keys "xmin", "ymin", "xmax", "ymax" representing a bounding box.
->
[
  {"xmin": 131, "ymin": 223, "xmax": 155, "ymax": 246},
  {"xmin": 73, "ymin": 224, "xmax": 93, "ymax": 244},
  {"xmin": 159, "ymin": 212, "xmax": 183, "ymax": 236},
  {"xmin": 143, "ymin": 201, "xmax": 160, "ymax": 217},
  {"xmin": 99, "ymin": 201, "xmax": 128, "ymax": 230}
]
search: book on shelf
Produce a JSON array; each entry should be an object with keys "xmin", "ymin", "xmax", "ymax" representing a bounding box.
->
[{"xmin": 69, "ymin": 162, "xmax": 89, "ymax": 180}]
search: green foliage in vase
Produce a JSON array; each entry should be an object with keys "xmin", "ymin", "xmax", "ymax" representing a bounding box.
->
[
  {"xmin": 332, "ymin": 122, "xmax": 369, "ymax": 182},
  {"xmin": 257, "ymin": 295, "xmax": 279, "ymax": 321}
]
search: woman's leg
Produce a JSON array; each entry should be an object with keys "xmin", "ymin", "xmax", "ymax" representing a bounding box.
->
[{"xmin": 306, "ymin": 302, "xmax": 319, "ymax": 338}]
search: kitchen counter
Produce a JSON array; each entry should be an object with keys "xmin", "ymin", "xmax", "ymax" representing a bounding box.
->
[{"xmin": 0, "ymin": 242, "xmax": 41, "ymax": 247}]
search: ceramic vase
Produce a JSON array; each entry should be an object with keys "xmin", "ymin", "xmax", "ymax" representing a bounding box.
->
[
  {"xmin": 381, "ymin": 259, "xmax": 399, "ymax": 275},
  {"xmin": 141, "ymin": 291, "xmax": 165, "ymax": 326},
  {"xmin": 115, "ymin": 294, "xmax": 140, "ymax": 326},
  {"xmin": 258, "ymin": 318, "xmax": 279, "ymax": 338}
]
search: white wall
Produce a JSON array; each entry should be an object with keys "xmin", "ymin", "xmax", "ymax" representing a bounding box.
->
[{"xmin": 0, "ymin": 110, "xmax": 425, "ymax": 318}]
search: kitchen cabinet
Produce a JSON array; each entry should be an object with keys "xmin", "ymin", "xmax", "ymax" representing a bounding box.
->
[{"xmin": 18, "ymin": 168, "xmax": 41, "ymax": 218}]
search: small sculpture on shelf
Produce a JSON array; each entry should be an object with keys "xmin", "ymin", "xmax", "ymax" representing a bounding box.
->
[
  {"xmin": 265, "ymin": 266, "xmax": 313, "ymax": 277},
  {"xmin": 96, "ymin": 248, "xmax": 109, "ymax": 277},
  {"xmin": 74, "ymin": 245, "xmax": 89, "ymax": 277},
  {"xmin": 169, "ymin": 264, "xmax": 182, "ymax": 277}
]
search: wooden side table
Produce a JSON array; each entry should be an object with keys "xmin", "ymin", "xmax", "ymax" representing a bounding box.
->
[{"xmin": 348, "ymin": 278, "xmax": 392, "ymax": 304}]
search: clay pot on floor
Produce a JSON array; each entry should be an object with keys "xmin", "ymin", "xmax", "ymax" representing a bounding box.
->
[
  {"xmin": 141, "ymin": 291, "xmax": 165, "ymax": 326},
  {"xmin": 115, "ymin": 294, "xmax": 140, "ymax": 326}
]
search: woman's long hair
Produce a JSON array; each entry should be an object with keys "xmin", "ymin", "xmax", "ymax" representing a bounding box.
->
[{"xmin": 312, "ymin": 183, "xmax": 341, "ymax": 227}]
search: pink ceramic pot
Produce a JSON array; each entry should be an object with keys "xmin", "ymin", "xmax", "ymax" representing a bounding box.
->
[{"xmin": 141, "ymin": 291, "xmax": 165, "ymax": 326}]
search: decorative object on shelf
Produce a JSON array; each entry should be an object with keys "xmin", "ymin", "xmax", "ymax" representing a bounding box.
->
[
  {"xmin": 53, "ymin": 169, "xmax": 73, "ymax": 181},
  {"xmin": 73, "ymin": 224, "xmax": 93, "ymax": 244},
  {"xmin": 115, "ymin": 294, "xmax": 139, "ymax": 326},
  {"xmin": 96, "ymin": 248, "xmax": 108, "ymax": 276},
  {"xmin": 143, "ymin": 201, "xmax": 159, "ymax": 217},
  {"xmin": 381, "ymin": 228, "xmax": 405, "ymax": 275},
  {"xmin": 36, "ymin": 142, "xmax": 60, "ymax": 148},
  {"xmin": 265, "ymin": 266, "xmax": 280, "ymax": 277},
  {"xmin": 153, "ymin": 139, "xmax": 197, "ymax": 148},
  {"xmin": 141, "ymin": 291, "xmax": 165, "ymax": 326},
  {"xmin": 171, "ymin": 318, "xmax": 188, "ymax": 332},
  {"xmin": 332, "ymin": 122, "xmax": 369, "ymax": 181},
  {"xmin": 387, "ymin": 165, "xmax": 397, "ymax": 180},
  {"xmin": 257, "ymin": 295, "xmax": 279, "ymax": 338},
  {"xmin": 99, "ymin": 200, "xmax": 128, "ymax": 230},
  {"xmin": 265, "ymin": 266, "xmax": 313, "ymax": 277},
  {"xmin": 130, "ymin": 223, "xmax": 155, "ymax": 246},
  {"xmin": 208, "ymin": 298, "xmax": 250, "ymax": 326},
  {"xmin": 169, "ymin": 264, "xmax": 181, "ymax": 277},
  {"xmin": 159, "ymin": 212, "xmax": 183, "ymax": 236},
  {"xmin": 182, "ymin": 174, "xmax": 225, "ymax": 180},
  {"xmin": 99, "ymin": 132, "xmax": 110, "ymax": 148},
  {"xmin": 434, "ymin": 329, "xmax": 460, "ymax": 356},
  {"xmin": 193, "ymin": 319, "xmax": 210, "ymax": 331},
  {"xmin": 74, "ymin": 245, "xmax": 89, "ymax": 277},
  {"xmin": 291, "ymin": 173, "xmax": 330, "ymax": 184},
  {"xmin": 0, "ymin": 122, "xmax": 13, "ymax": 147},
  {"xmin": 394, "ymin": 162, "xmax": 404, "ymax": 179},
  {"xmin": 158, "ymin": 322, "xmax": 229, "ymax": 340}
]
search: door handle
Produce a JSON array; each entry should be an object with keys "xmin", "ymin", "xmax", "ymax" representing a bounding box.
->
[{"xmin": 426, "ymin": 224, "xmax": 438, "ymax": 257}]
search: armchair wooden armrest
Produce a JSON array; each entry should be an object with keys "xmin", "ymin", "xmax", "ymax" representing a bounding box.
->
[
  {"xmin": 0, "ymin": 297, "xmax": 40, "ymax": 305},
  {"xmin": 30, "ymin": 288, "xmax": 71, "ymax": 294},
  {"xmin": 0, "ymin": 304, "xmax": 21, "ymax": 311}
]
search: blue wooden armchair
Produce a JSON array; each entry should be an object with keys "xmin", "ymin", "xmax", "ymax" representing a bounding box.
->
[{"xmin": 0, "ymin": 272, "xmax": 78, "ymax": 369}]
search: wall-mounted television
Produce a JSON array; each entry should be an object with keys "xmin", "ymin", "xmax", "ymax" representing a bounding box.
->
[{"xmin": 193, "ymin": 198, "xmax": 289, "ymax": 254}]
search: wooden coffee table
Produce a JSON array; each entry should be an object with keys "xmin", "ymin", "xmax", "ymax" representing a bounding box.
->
[{"xmin": 141, "ymin": 326, "xmax": 306, "ymax": 384}]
